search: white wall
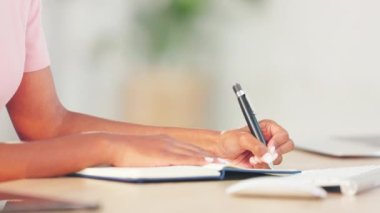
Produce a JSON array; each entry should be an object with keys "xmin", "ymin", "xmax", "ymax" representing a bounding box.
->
[
  {"xmin": 211, "ymin": 0, "xmax": 380, "ymax": 140},
  {"xmin": 1, "ymin": 0, "xmax": 380, "ymax": 143}
]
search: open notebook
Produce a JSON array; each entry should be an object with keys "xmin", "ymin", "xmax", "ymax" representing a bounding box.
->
[{"xmin": 74, "ymin": 164, "xmax": 300, "ymax": 183}]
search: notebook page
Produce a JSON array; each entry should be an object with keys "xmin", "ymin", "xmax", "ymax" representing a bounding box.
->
[{"xmin": 77, "ymin": 166, "xmax": 221, "ymax": 180}]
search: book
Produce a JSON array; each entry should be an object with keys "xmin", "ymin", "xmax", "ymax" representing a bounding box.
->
[{"xmin": 74, "ymin": 164, "xmax": 301, "ymax": 183}]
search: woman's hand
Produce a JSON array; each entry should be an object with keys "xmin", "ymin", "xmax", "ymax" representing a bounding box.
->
[
  {"xmin": 215, "ymin": 119, "xmax": 294, "ymax": 168},
  {"xmin": 260, "ymin": 119, "xmax": 294, "ymax": 165},
  {"xmin": 105, "ymin": 133, "xmax": 210, "ymax": 167}
]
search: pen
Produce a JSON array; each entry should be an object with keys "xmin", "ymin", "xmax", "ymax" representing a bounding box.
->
[{"xmin": 232, "ymin": 83, "xmax": 274, "ymax": 168}]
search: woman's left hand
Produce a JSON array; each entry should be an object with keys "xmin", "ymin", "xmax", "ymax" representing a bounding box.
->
[{"xmin": 214, "ymin": 119, "xmax": 294, "ymax": 168}]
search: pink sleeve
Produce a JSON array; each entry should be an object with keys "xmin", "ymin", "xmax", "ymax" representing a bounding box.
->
[{"xmin": 24, "ymin": 0, "xmax": 50, "ymax": 72}]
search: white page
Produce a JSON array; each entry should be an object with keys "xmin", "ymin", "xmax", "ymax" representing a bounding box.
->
[{"xmin": 77, "ymin": 165, "xmax": 221, "ymax": 180}]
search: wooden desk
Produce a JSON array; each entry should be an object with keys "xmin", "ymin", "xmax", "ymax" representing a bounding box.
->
[{"xmin": 1, "ymin": 150, "xmax": 380, "ymax": 213}]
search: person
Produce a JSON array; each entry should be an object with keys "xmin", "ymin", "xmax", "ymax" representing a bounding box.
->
[{"xmin": 0, "ymin": 0, "xmax": 294, "ymax": 182}]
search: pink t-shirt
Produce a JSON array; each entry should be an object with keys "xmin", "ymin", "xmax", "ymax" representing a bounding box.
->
[{"xmin": 0, "ymin": 0, "xmax": 50, "ymax": 110}]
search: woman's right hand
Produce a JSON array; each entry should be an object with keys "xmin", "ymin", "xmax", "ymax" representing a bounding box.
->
[{"xmin": 100, "ymin": 133, "xmax": 210, "ymax": 167}]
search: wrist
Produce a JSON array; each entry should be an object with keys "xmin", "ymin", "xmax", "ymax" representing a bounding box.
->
[{"xmin": 205, "ymin": 130, "xmax": 223, "ymax": 156}]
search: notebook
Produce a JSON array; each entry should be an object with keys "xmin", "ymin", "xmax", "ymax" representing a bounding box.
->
[{"xmin": 74, "ymin": 164, "xmax": 300, "ymax": 183}]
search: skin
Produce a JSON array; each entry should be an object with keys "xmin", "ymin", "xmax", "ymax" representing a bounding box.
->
[{"xmin": 0, "ymin": 67, "xmax": 294, "ymax": 182}]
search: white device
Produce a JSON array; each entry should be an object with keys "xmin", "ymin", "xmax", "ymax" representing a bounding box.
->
[
  {"xmin": 227, "ymin": 165, "xmax": 380, "ymax": 198},
  {"xmin": 290, "ymin": 165, "xmax": 380, "ymax": 196},
  {"xmin": 296, "ymin": 135, "xmax": 380, "ymax": 157},
  {"xmin": 226, "ymin": 177, "xmax": 327, "ymax": 199}
]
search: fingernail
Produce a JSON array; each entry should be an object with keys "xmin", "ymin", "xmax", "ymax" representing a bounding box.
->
[
  {"xmin": 260, "ymin": 152, "xmax": 275, "ymax": 165},
  {"xmin": 254, "ymin": 156, "xmax": 263, "ymax": 163},
  {"xmin": 272, "ymin": 152, "xmax": 279, "ymax": 161},
  {"xmin": 204, "ymin": 157, "xmax": 215, "ymax": 163},
  {"xmin": 269, "ymin": 146, "xmax": 276, "ymax": 154},
  {"xmin": 249, "ymin": 156, "xmax": 260, "ymax": 165},
  {"xmin": 217, "ymin": 158, "xmax": 230, "ymax": 165}
]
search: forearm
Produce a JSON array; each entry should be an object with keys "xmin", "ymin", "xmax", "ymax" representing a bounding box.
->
[
  {"xmin": 59, "ymin": 111, "xmax": 221, "ymax": 154},
  {"xmin": 6, "ymin": 67, "xmax": 221, "ymax": 153},
  {"xmin": 0, "ymin": 134, "xmax": 111, "ymax": 182}
]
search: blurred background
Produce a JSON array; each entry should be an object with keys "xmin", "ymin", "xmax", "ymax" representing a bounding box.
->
[{"xmin": 1, "ymin": 0, "xmax": 380, "ymax": 143}]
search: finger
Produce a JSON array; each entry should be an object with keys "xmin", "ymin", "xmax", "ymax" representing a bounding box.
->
[
  {"xmin": 237, "ymin": 125, "xmax": 287, "ymax": 152},
  {"xmin": 267, "ymin": 132, "xmax": 290, "ymax": 149},
  {"xmin": 274, "ymin": 139, "xmax": 295, "ymax": 155},
  {"xmin": 230, "ymin": 151, "xmax": 248, "ymax": 165},
  {"xmin": 238, "ymin": 132, "xmax": 268, "ymax": 158},
  {"xmin": 253, "ymin": 162, "xmax": 270, "ymax": 169},
  {"xmin": 259, "ymin": 119, "xmax": 288, "ymax": 141},
  {"xmin": 169, "ymin": 145, "xmax": 213, "ymax": 162},
  {"xmin": 231, "ymin": 151, "xmax": 254, "ymax": 168},
  {"xmin": 168, "ymin": 153, "xmax": 208, "ymax": 166},
  {"xmin": 273, "ymin": 154, "xmax": 283, "ymax": 165}
]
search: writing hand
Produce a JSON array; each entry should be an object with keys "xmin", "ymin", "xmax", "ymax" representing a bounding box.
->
[{"xmin": 215, "ymin": 119, "xmax": 294, "ymax": 168}]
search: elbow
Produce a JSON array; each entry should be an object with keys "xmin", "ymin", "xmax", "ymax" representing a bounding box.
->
[{"xmin": 10, "ymin": 109, "xmax": 70, "ymax": 142}]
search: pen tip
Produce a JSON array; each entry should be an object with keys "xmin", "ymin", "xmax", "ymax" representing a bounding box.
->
[{"xmin": 233, "ymin": 83, "xmax": 242, "ymax": 93}]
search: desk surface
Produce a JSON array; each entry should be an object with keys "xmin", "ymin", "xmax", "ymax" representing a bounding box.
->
[{"xmin": 1, "ymin": 150, "xmax": 380, "ymax": 213}]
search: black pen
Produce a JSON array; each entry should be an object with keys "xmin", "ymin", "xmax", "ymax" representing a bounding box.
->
[
  {"xmin": 233, "ymin": 83, "xmax": 274, "ymax": 167},
  {"xmin": 233, "ymin": 83, "xmax": 266, "ymax": 145}
]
